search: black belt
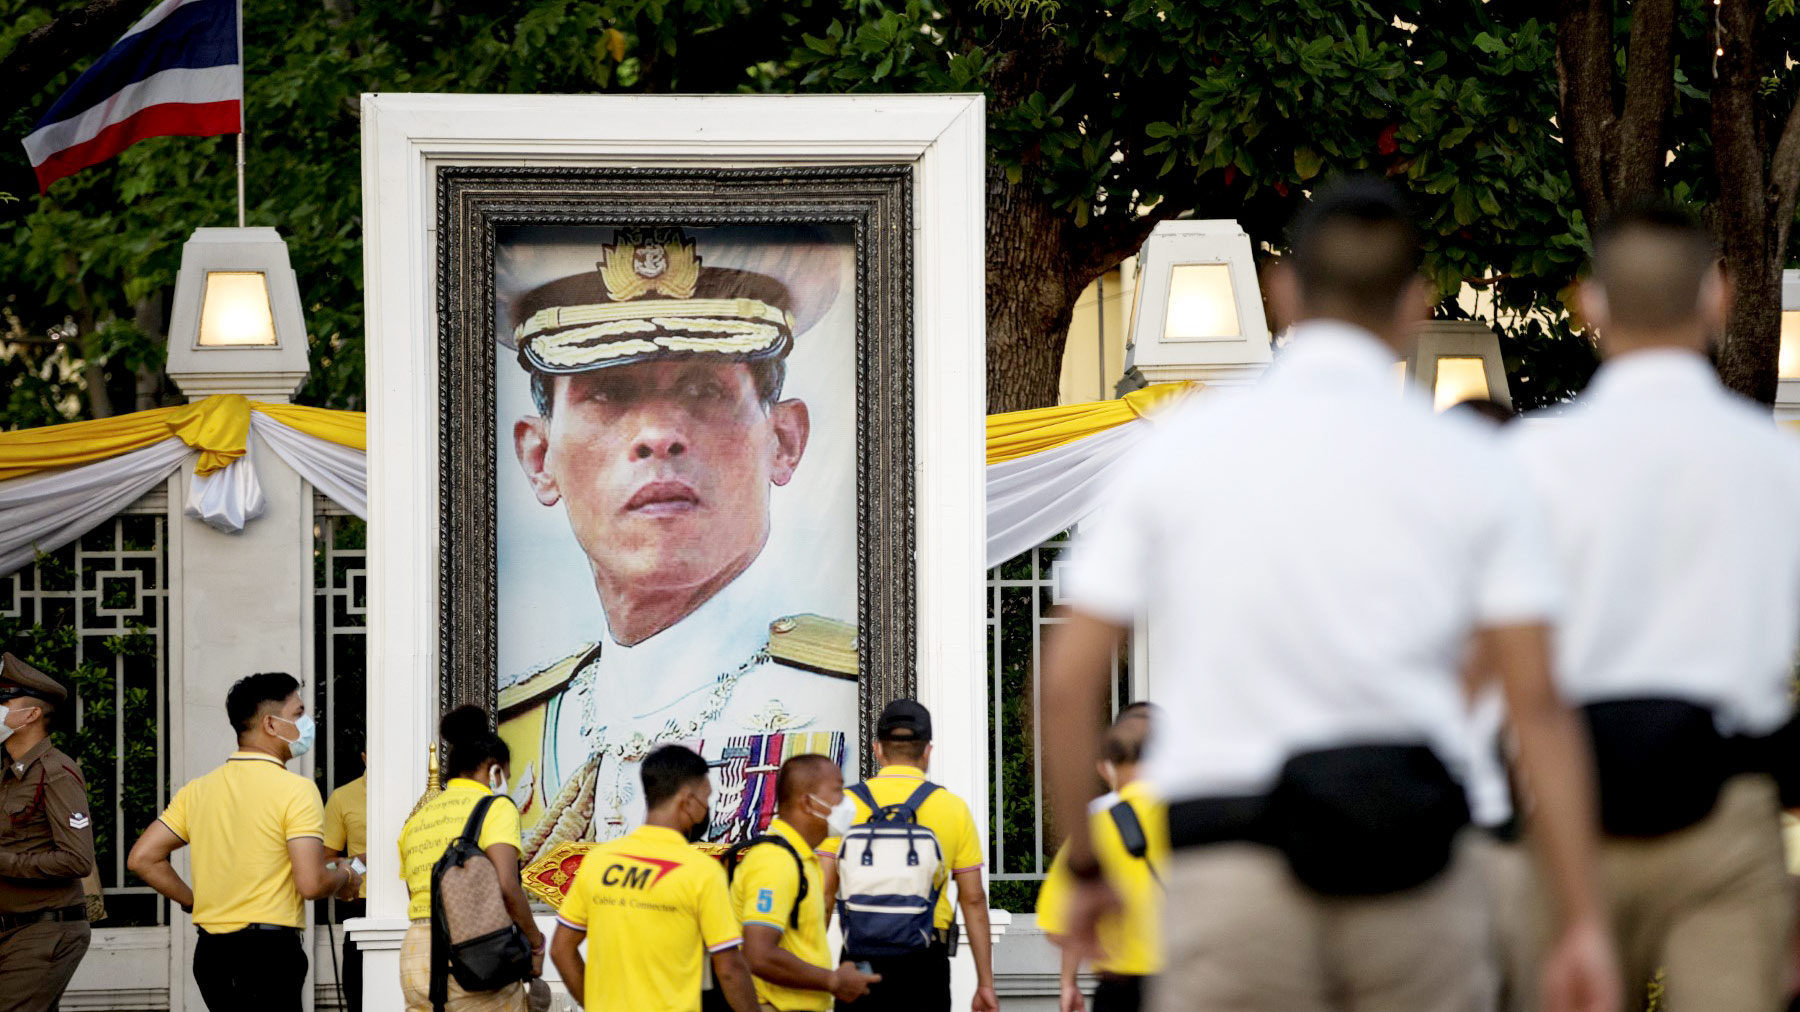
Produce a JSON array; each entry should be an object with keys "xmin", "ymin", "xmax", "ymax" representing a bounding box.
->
[
  {"xmin": 198, "ymin": 922, "xmax": 300, "ymax": 935},
  {"xmin": 0, "ymin": 904, "xmax": 87, "ymax": 931},
  {"xmin": 1167, "ymin": 794, "xmax": 1272, "ymax": 850}
]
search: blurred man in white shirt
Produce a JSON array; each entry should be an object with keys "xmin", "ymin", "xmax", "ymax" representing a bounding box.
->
[
  {"xmin": 1043, "ymin": 178, "xmax": 1618, "ymax": 1012},
  {"xmin": 1509, "ymin": 200, "xmax": 1800, "ymax": 1011}
]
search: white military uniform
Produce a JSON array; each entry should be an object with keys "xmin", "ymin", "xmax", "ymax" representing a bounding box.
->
[{"xmin": 498, "ymin": 549, "xmax": 858, "ymax": 863}]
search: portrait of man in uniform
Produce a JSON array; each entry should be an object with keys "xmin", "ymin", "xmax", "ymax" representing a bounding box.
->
[{"xmin": 491, "ymin": 225, "xmax": 860, "ymax": 861}]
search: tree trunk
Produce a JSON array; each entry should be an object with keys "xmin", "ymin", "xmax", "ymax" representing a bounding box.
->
[
  {"xmin": 1716, "ymin": 258, "xmax": 1782, "ymax": 402},
  {"xmin": 133, "ymin": 294, "xmax": 166, "ymax": 411},
  {"xmin": 78, "ymin": 321, "xmax": 112, "ymax": 420},
  {"xmin": 1558, "ymin": 0, "xmax": 1800, "ymax": 404},
  {"xmin": 1709, "ymin": 0, "xmax": 1790, "ymax": 404},
  {"xmin": 985, "ymin": 166, "xmax": 1085, "ymax": 413}
]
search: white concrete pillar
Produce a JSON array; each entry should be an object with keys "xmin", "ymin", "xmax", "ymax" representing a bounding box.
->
[
  {"xmin": 164, "ymin": 229, "xmax": 314, "ymax": 1006},
  {"xmin": 165, "ymin": 431, "xmax": 314, "ymax": 1010}
]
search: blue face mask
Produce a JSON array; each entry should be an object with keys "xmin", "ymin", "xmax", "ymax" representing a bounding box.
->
[{"xmin": 273, "ymin": 714, "xmax": 316, "ymax": 759}]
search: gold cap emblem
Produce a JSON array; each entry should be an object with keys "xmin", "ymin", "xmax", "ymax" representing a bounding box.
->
[{"xmin": 599, "ymin": 227, "xmax": 700, "ymax": 302}]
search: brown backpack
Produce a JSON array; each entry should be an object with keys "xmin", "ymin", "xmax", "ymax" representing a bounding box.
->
[{"xmin": 429, "ymin": 794, "xmax": 533, "ymax": 1010}]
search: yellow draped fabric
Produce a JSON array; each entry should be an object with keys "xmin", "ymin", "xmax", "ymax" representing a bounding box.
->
[
  {"xmin": 253, "ymin": 402, "xmax": 368, "ymax": 452},
  {"xmin": 0, "ymin": 382, "xmax": 1179, "ymax": 482},
  {"xmin": 985, "ymin": 382, "xmax": 1197, "ymax": 466},
  {"xmin": 0, "ymin": 395, "xmax": 250, "ymax": 480},
  {"xmin": 0, "ymin": 396, "xmax": 368, "ymax": 481}
]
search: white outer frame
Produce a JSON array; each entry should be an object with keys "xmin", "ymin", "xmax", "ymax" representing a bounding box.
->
[{"xmin": 355, "ymin": 93, "xmax": 986, "ymax": 1008}]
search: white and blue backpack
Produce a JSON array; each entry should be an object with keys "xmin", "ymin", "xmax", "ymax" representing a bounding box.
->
[{"xmin": 836, "ymin": 781, "xmax": 947, "ymax": 958}]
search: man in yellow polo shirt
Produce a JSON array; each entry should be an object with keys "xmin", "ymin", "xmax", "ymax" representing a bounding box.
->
[
  {"xmin": 821, "ymin": 700, "xmax": 997, "ymax": 1012},
  {"xmin": 323, "ymin": 755, "xmax": 368, "ymax": 1010},
  {"xmin": 731, "ymin": 754, "xmax": 879, "ymax": 1011},
  {"xmin": 1038, "ymin": 704, "xmax": 1163, "ymax": 1012},
  {"xmin": 551, "ymin": 745, "xmax": 760, "ymax": 1012},
  {"xmin": 128, "ymin": 672, "xmax": 361, "ymax": 1012}
]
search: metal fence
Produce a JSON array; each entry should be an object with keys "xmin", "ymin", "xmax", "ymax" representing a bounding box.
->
[
  {"xmin": 312, "ymin": 499, "xmax": 368, "ymax": 801},
  {"xmin": 0, "ymin": 498, "xmax": 171, "ymax": 926},
  {"xmin": 986, "ymin": 529, "xmax": 1132, "ymax": 912}
]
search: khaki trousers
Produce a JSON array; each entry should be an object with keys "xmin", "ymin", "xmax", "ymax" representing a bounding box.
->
[
  {"xmin": 0, "ymin": 920, "xmax": 89, "ymax": 1012},
  {"xmin": 1469, "ymin": 834, "xmax": 1535, "ymax": 1012},
  {"xmin": 1582, "ymin": 774, "xmax": 1788, "ymax": 1012},
  {"xmin": 1153, "ymin": 835, "xmax": 1494, "ymax": 1012}
]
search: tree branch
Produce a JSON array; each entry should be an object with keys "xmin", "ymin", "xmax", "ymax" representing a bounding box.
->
[{"xmin": 0, "ymin": 0, "xmax": 144, "ymax": 125}]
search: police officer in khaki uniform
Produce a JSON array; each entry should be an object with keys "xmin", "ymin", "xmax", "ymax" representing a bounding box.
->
[{"xmin": 0, "ymin": 653, "xmax": 94, "ymax": 1012}]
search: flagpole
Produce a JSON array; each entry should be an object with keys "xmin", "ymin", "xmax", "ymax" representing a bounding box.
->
[
  {"xmin": 236, "ymin": 133, "xmax": 245, "ymax": 229},
  {"xmin": 235, "ymin": 0, "xmax": 245, "ymax": 228}
]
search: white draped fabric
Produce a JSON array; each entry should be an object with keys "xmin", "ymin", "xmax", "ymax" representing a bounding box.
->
[
  {"xmin": 3, "ymin": 395, "xmax": 1146, "ymax": 576},
  {"xmin": 250, "ymin": 412, "xmax": 368, "ymax": 520},
  {"xmin": 185, "ymin": 438, "xmax": 267, "ymax": 533},
  {"xmin": 0, "ymin": 438, "xmax": 191, "ymax": 575},
  {"xmin": 0, "ymin": 420, "xmax": 369, "ymax": 576},
  {"xmin": 985, "ymin": 420, "xmax": 1150, "ymax": 569}
]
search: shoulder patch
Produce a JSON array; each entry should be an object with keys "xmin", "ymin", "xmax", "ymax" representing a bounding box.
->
[
  {"xmin": 69, "ymin": 813, "xmax": 90, "ymax": 830},
  {"xmin": 766, "ymin": 615, "xmax": 858, "ymax": 680},
  {"xmin": 499, "ymin": 643, "xmax": 601, "ymax": 716}
]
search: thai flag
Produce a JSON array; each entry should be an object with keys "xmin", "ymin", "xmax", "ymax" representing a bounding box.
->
[{"xmin": 22, "ymin": 0, "xmax": 241, "ymax": 193}]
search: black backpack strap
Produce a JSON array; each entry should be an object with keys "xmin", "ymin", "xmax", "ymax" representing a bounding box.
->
[
  {"xmin": 725, "ymin": 834, "xmax": 810, "ymax": 930},
  {"xmin": 459, "ymin": 793, "xmax": 499, "ymax": 846},
  {"xmin": 900, "ymin": 781, "xmax": 941, "ymax": 818},
  {"xmin": 874, "ymin": 780, "xmax": 940, "ymax": 822},
  {"xmin": 429, "ymin": 883, "xmax": 448, "ymax": 1011},
  {"xmin": 1107, "ymin": 799, "xmax": 1162, "ymax": 886}
]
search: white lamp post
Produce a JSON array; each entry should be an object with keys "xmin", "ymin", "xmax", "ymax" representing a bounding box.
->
[
  {"xmin": 165, "ymin": 227, "xmax": 310, "ymax": 401},
  {"xmin": 1776, "ymin": 269, "xmax": 1800, "ymax": 421},
  {"xmin": 158, "ymin": 226, "xmax": 315, "ymax": 1012},
  {"xmin": 1404, "ymin": 320, "xmax": 1512, "ymax": 413},
  {"xmin": 1119, "ymin": 220, "xmax": 1271, "ymax": 390}
]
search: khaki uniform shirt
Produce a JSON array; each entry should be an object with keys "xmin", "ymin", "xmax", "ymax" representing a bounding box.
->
[{"xmin": 0, "ymin": 739, "xmax": 94, "ymax": 912}]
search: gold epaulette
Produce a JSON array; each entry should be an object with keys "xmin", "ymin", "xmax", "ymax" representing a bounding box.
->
[
  {"xmin": 765, "ymin": 614, "xmax": 859, "ymax": 680},
  {"xmin": 498, "ymin": 643, "xmax": 601, "ymax": 717}
]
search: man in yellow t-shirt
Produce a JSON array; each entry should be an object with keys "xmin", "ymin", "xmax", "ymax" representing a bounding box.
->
[
  {"xmin": 323, "ymin": 758, "xmax": 368, "ymax": 1010},
  {"xmin": 1038, "ymin": 704, "xmax": 1163, "ymax": 1012},
  {"xmin": 551, "ymin": 745, "xmax": 759, "ymax": 1012},
  {"xmin": 820, "ymin": 700, "xmax": 997, "ymax": 1012},
  {"xmin": 128, "ymin": 672, "xmax": 361, "ymax": 1012},
  {"xmin": 730, "ymin": 755, "xmax": 879, "ymax": 1011}
]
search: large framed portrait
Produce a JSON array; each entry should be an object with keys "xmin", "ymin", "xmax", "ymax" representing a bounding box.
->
[
  {"xmin": 358, "ymin": 98, "xmax": 986, "ymax": 990},
  {"xmin": 436, "ymin": 167, "xmax": 912, "ymax": 856}
]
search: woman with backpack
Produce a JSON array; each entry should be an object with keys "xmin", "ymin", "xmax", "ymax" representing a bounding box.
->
[{"xmin": 397, "ymin": 705, "xmax": 546, "ymax": 1011}]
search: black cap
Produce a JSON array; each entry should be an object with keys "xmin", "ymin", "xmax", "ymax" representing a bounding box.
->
[{"xmin": 877, "ymin": 699, "xmax": 932, "ymax": 742}]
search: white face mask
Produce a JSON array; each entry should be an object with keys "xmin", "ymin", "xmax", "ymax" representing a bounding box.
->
[
  {"xmin": 812, "ymin": 793, "xmax": 857, "ymax": 837},
  {"xmin": 490, "ymin": 767, "xmax": 510, "ymax": 798},
  {"xmin": 0, "ymin": 704, "xmax": 35, "ymax": 747}
]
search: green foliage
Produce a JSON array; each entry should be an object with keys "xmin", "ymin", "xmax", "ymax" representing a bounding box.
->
[
  {"xmin": 0, "ymin": 558, "xmax": 160, "ymax": 898},
  {"xmin": 0, "ymin": 0, "xmax": 1640, "ymax": 422}
]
